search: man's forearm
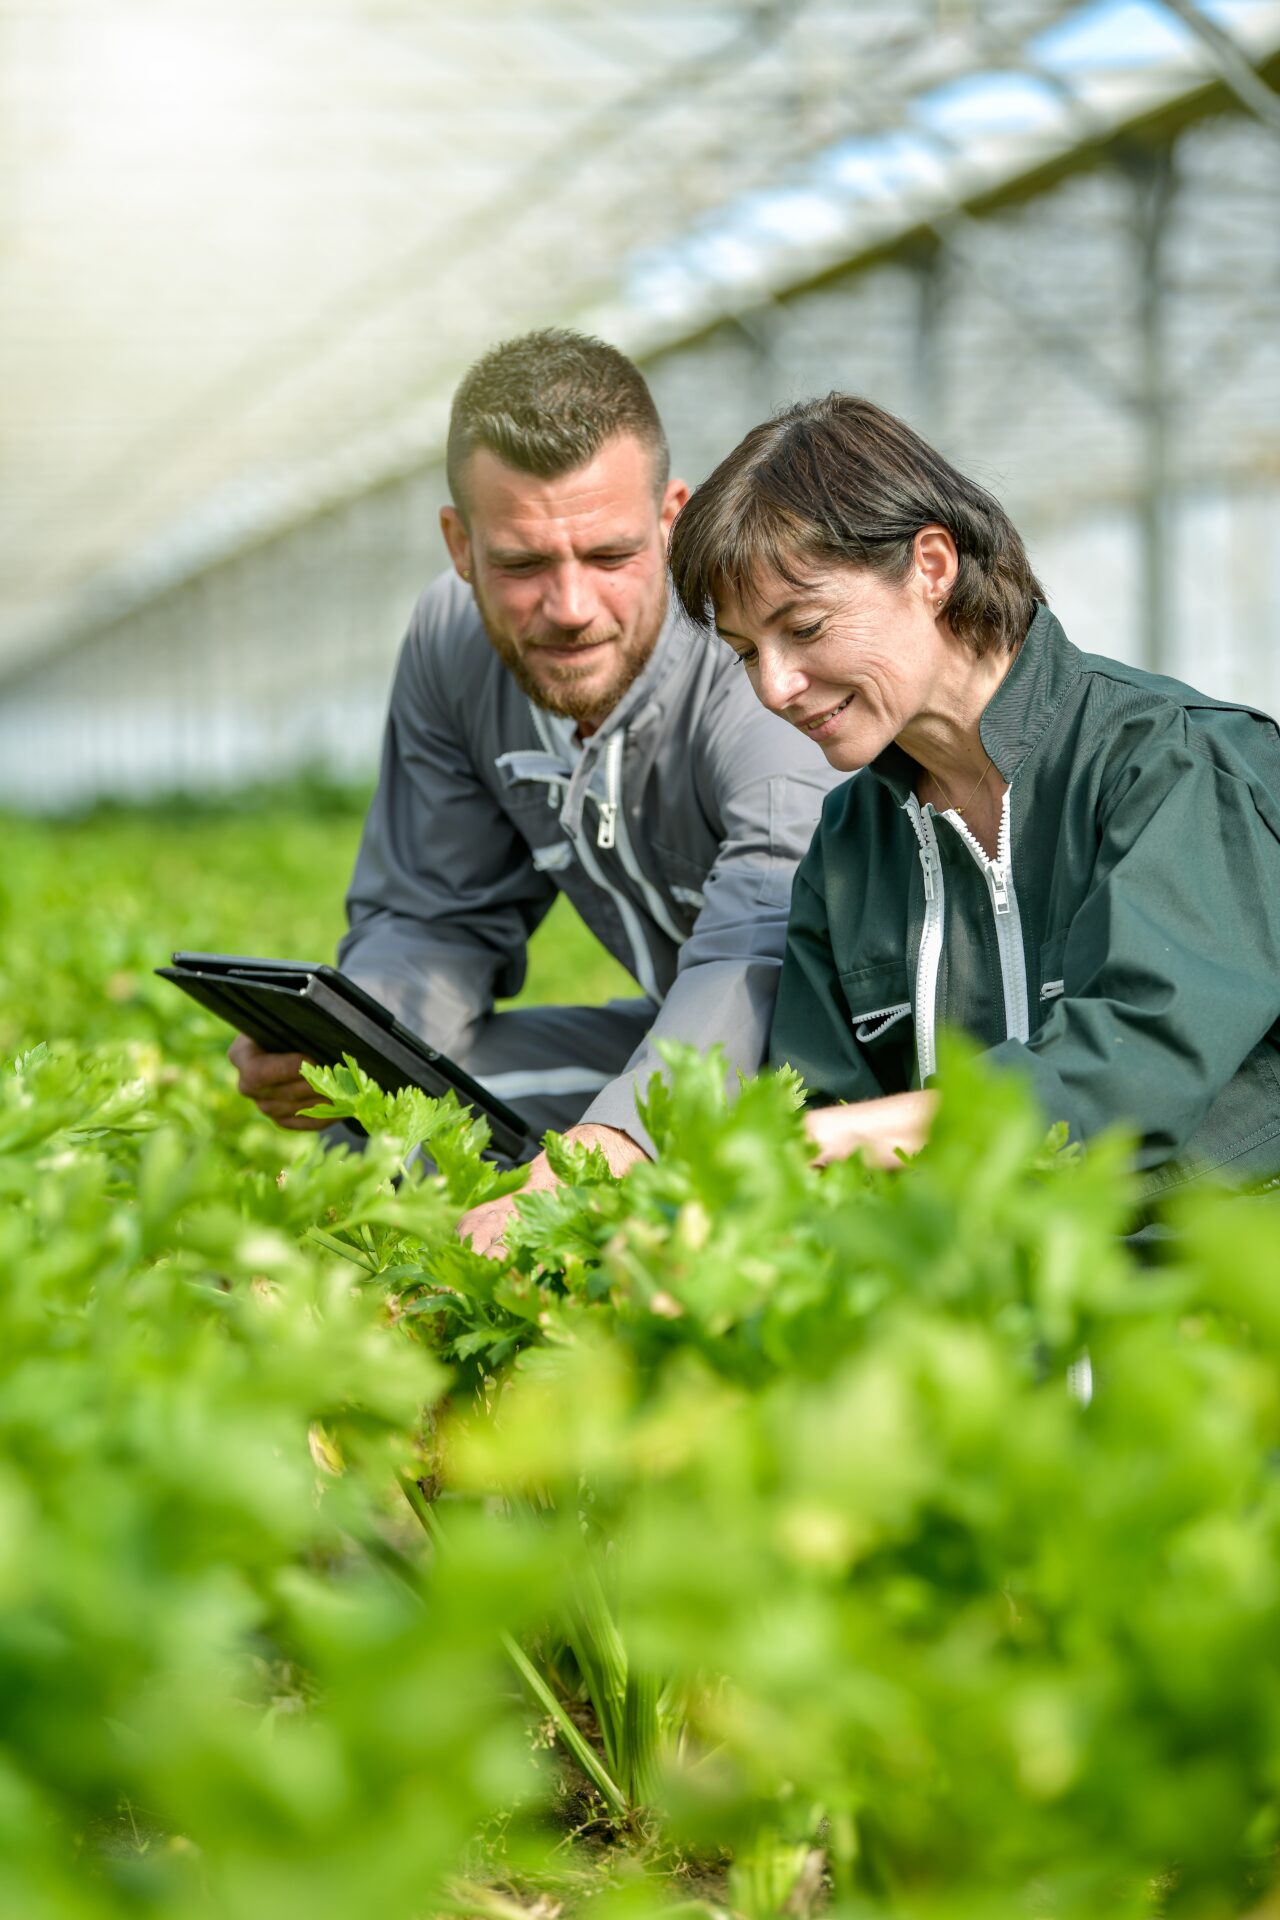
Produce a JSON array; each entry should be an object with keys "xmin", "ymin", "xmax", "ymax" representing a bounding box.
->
[
  {"xmin": 580, "ymin": 955, "xmax": 781, "ymax": 1152},
  {"xmin": 562, "ymin": 1121, "xmax": 650, "ymax": 1175},
  {"xmin": 337, "ymin": 916, "xmax": 505, "ymax": 1056}
]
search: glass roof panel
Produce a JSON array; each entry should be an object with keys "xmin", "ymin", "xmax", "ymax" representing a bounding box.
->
[{"xmin": 0, "ymin": 0, "xmax": 1277, "ymax": 672}]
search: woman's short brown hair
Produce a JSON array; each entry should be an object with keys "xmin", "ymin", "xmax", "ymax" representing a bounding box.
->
[{"xmin": 668, "ymin": 394, "xmax": 1043, "ymax": 656}]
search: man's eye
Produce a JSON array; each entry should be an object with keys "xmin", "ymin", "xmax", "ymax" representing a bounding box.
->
[
  {"xmin": 734, "ymin": 650, "xmax": 758, "ymax": 669},
  {"xmin": 792, "ymin": 621, "xmax": 824, "ymax": 642},
  {"xmin": 592, "ymin": 553, "xmax": 635, "ymax": 569}
]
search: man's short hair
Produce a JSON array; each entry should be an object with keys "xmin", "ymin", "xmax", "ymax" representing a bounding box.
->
[{"xmin": 446, "ymin": 328, "xmax": 670, "ymax": 513}]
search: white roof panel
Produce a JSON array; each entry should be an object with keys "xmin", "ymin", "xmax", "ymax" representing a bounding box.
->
[{"xmin": 1, "ymin": 0, "xmax": 1278, "ymax": 670}]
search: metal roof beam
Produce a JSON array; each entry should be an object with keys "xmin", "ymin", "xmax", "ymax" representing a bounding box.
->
[
  {"xmin": 1156, "ymin": 0, "xmax": 1280, "ymax": 138},
  {"xmin": 773, "ymin": 42, "xmax": 1144, "ymax": 413},
  {"xmin": 636, "ymin": 46, "xmax": 1280, "ymax": 369}
]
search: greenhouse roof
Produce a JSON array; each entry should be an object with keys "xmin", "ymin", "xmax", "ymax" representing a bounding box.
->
[{"xmin": 2, "ymin": 0, "xmax": 1278, "ymax": 672}]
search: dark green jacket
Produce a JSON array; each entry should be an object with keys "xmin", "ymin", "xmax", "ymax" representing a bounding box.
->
[{"xmin": 769, "ymin": 605, "xmax": 1280, "ymax": 1194}]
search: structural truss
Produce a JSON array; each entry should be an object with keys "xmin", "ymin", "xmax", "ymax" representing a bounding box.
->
[{"xmin": 2, "ymin": 0, "xmax": 1279, "ymax": 677}]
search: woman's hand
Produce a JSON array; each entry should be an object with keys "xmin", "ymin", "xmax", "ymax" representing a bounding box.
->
[{"xmin": 804, "ymin": 1090, "xmax": 938, "ymax": 1168}]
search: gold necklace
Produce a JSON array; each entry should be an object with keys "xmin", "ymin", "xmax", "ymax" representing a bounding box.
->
[{"xmin": 930, "ymin": 752, "xmax": 992, "ymax": 816}]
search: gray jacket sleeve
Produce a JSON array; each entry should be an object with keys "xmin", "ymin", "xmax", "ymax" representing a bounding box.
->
[
  {"xmin": 580, "ymin": 674, "xmax": 839, "ymax": 1151},
  {"xmin": 337, "ymin": 589, "xmax": 557, "ymax": 1055}
]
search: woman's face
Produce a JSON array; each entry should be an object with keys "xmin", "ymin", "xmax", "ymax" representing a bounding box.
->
[{"xmin": 714, "ymin": 536, "xmax": 956, "ymax": 772}]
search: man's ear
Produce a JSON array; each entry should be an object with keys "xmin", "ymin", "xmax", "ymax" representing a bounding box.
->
[
  {"xmin": 440, "ymin": 505, "xmax": 474, "ymax": 583},
  {"xmin": 660, "ymin": 477, "xmax": 691, "ymax": 549}
]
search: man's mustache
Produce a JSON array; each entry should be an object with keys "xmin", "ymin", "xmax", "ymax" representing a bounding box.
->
[{"xmin": 527, "ymin": 631, "xmax": 622, "ymax": 654}]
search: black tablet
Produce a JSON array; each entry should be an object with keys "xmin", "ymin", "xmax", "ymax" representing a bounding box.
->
[{"xmin": 157, "ymin": 951, "xmax": 534, "ymax": 1162}]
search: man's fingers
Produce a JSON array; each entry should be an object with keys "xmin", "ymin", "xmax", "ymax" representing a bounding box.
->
[
  {"xmin": 247, "ymin": 1089, "xmax": 331, "ymax": 1130},
  {"xmin": 253, "ymin": 1089, "xmax": 323, "ymax": 1119},
  {"xmin": 237, "ymin": 1052, "xmax": 310, "ymax": 1096},
  {"xmin": 227, "ymin": 1032, "xmax": 330, "ymax": 1131},
  {"xmin": 251, "ymin": 1078, "xmax": 319, "ymax": 1112},
  {"xmin": 456, "ymin": 1197, "xmax": 515, "ymax": 1258},
  {"xmin": 465, "ymin": 1219, "xmax": 508, "ymax": 1258},
  {"xmin": 228, "ymin": 1034, "xmax": 310, "ymax": 1098}
]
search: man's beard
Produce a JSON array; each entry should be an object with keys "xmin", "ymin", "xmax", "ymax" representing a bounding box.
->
[{"xmin": 473, "ymin": 591, "xmax": 663, "ymax": 728}]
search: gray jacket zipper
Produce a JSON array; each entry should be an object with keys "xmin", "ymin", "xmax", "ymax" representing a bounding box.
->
[
  {"xmin": 605, "ymin": 731, "xmax": 687, "ymax": 946},
  {"xmin": 597, "ymin": 730, "xmax": 619, "ymax": 849},
  {"xmin": 529, "ymin": 705, "xmax": 665, "ymax": 1003}
]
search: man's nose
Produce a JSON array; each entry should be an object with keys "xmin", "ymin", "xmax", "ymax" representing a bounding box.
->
[
  {"xmin": 542, "ymin": 565, "xmax": 597, "ymax": 631},
  {"xmin": 755, "ymin": 647, "xmax": 807, "ymax": 714}
]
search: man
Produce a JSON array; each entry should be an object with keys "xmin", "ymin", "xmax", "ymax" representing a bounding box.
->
[{"xmin": 231, "ymin": 329, "xmax": 841, "ymax": 1250}]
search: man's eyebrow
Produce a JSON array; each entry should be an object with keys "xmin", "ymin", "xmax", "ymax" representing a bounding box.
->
[
  {"xmin": 584, "ymin": 535, "xmax": 647, "ymax": 555},
  {"xmin": 486, "ymin": 535, "xmax": 648, "ymax": 565}
]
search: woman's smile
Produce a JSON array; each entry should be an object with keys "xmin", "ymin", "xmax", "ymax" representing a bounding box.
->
[
  {"xmin": 713, "ymin": 564, "xmax": 951, "ymax": 773},
  {"xmin": 793, "ymin": 690, "xmax": 855, "ymax": 737}
]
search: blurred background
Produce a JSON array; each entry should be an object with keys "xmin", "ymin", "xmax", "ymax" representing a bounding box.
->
[{"xmin": 1, "ymin": 0, "xmax": 1279, "ymax": 811}]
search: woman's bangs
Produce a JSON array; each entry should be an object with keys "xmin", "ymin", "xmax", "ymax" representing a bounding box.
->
[{"xmin": 706, "ymin": 494, "xmax": 821, "ymax": 617}]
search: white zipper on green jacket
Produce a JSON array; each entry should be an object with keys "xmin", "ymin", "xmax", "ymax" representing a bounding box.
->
[
  {"xmin": 941, "ymin": 788, "xmax": 1031, "ymax": 1047},
  {"xmin": 916, "ymin": 784, "xmax": 1081, "ymax": 1402},
  {"xmin": 904, "ymin": 787, "xmax": 1030, "ymax": 1084},
  {"xmin": 904, "ymin": 794, "xmax": 946, "ymax": 1084}
]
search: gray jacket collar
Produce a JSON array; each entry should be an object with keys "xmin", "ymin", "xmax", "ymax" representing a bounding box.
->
[
  {"xmin": 578, "ymin": 603, "xmax": 696, "ymax": 742},
  {"xmin": 529, "ymin": 602, "xmax": 696, "ymax": 835}
]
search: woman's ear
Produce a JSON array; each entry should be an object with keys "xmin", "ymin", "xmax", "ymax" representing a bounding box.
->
[{"xmin": 913, "ymin": 524, "xmax": 959, "ymax": 605}]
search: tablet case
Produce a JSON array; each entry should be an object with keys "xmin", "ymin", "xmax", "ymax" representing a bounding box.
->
[{"xmin": 156, "ymin": 951, "xmax": 534, "ymax": 1162}]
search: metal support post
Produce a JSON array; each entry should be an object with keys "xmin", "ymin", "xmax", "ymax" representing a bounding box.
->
[
  {"xmin": 1130, "ymin": 142, "xmax": 1178, "ymax": 675},
  {"xmin": 732, "ymin": 300, "xmax": 784, "ymax": 418},
  {"xmin": 909, "ymin": 240, "xmax": 944, "ymax": 441}
]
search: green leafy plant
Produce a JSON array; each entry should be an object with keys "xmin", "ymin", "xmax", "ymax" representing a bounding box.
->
[{"xmin": 5, "ymin": 796, "xmax": 1280, "ymax": 1920}]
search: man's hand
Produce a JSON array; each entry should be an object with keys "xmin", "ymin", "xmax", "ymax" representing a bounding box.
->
[
  {"xmin": 228, "ymin": 1033, "xmax": 332, "ymax": 1131},
  {"xmin": 804, "ymin": 1090, "xmax": 938, "ymax": 1169},
  {"xmin": 456, "ymin": 1121, "xmax": 648, "ymax": 1258}
]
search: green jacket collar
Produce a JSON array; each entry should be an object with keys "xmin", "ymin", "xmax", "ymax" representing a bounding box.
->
[{"xmin": 865, "ymin": 602, "xmax": 1082, "ymax": 804}]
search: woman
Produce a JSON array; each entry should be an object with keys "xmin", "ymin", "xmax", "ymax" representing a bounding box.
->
[{"xmin": 667, "ymin": 395, "xmax": 1280, "ymax": 1193}]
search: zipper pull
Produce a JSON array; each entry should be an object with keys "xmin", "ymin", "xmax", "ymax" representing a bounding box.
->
[
  {"xmin": 597, "ymin": 801, "xmax": 617, "ymax": 851},
  {"xmin": 547, "ymin": 780, "xmax": 561, "ymax": 810},
  {"xmin": 919, "ymin": 844, "xmax": 936, "ymax": 903},
  {"xmin": 989, "ymin": 861, "xmax": 1011, "ymax": 915}
]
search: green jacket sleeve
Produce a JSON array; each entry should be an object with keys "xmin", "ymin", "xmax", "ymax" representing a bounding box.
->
[
  {"xmin": 986, "ymin": 713, "xmax": 1280, "ymax": 1164},
  {"xmin": 768, "ymin": 849, "xmax": 887, "ymax": 1105}
]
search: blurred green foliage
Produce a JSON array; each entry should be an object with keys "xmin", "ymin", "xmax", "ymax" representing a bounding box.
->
[
  {"xmin": 3, "ymin": 791, "xmax": 1280, "ymax": 1920},
  {"xmin": 0, "ymin": 785, "xmax": 633, "ymax": 1058}
]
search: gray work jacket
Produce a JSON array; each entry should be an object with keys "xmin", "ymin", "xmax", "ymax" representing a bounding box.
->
[{"xmin": 338, "ymin": 570, "xmax": 842, "ymax": 1149}]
